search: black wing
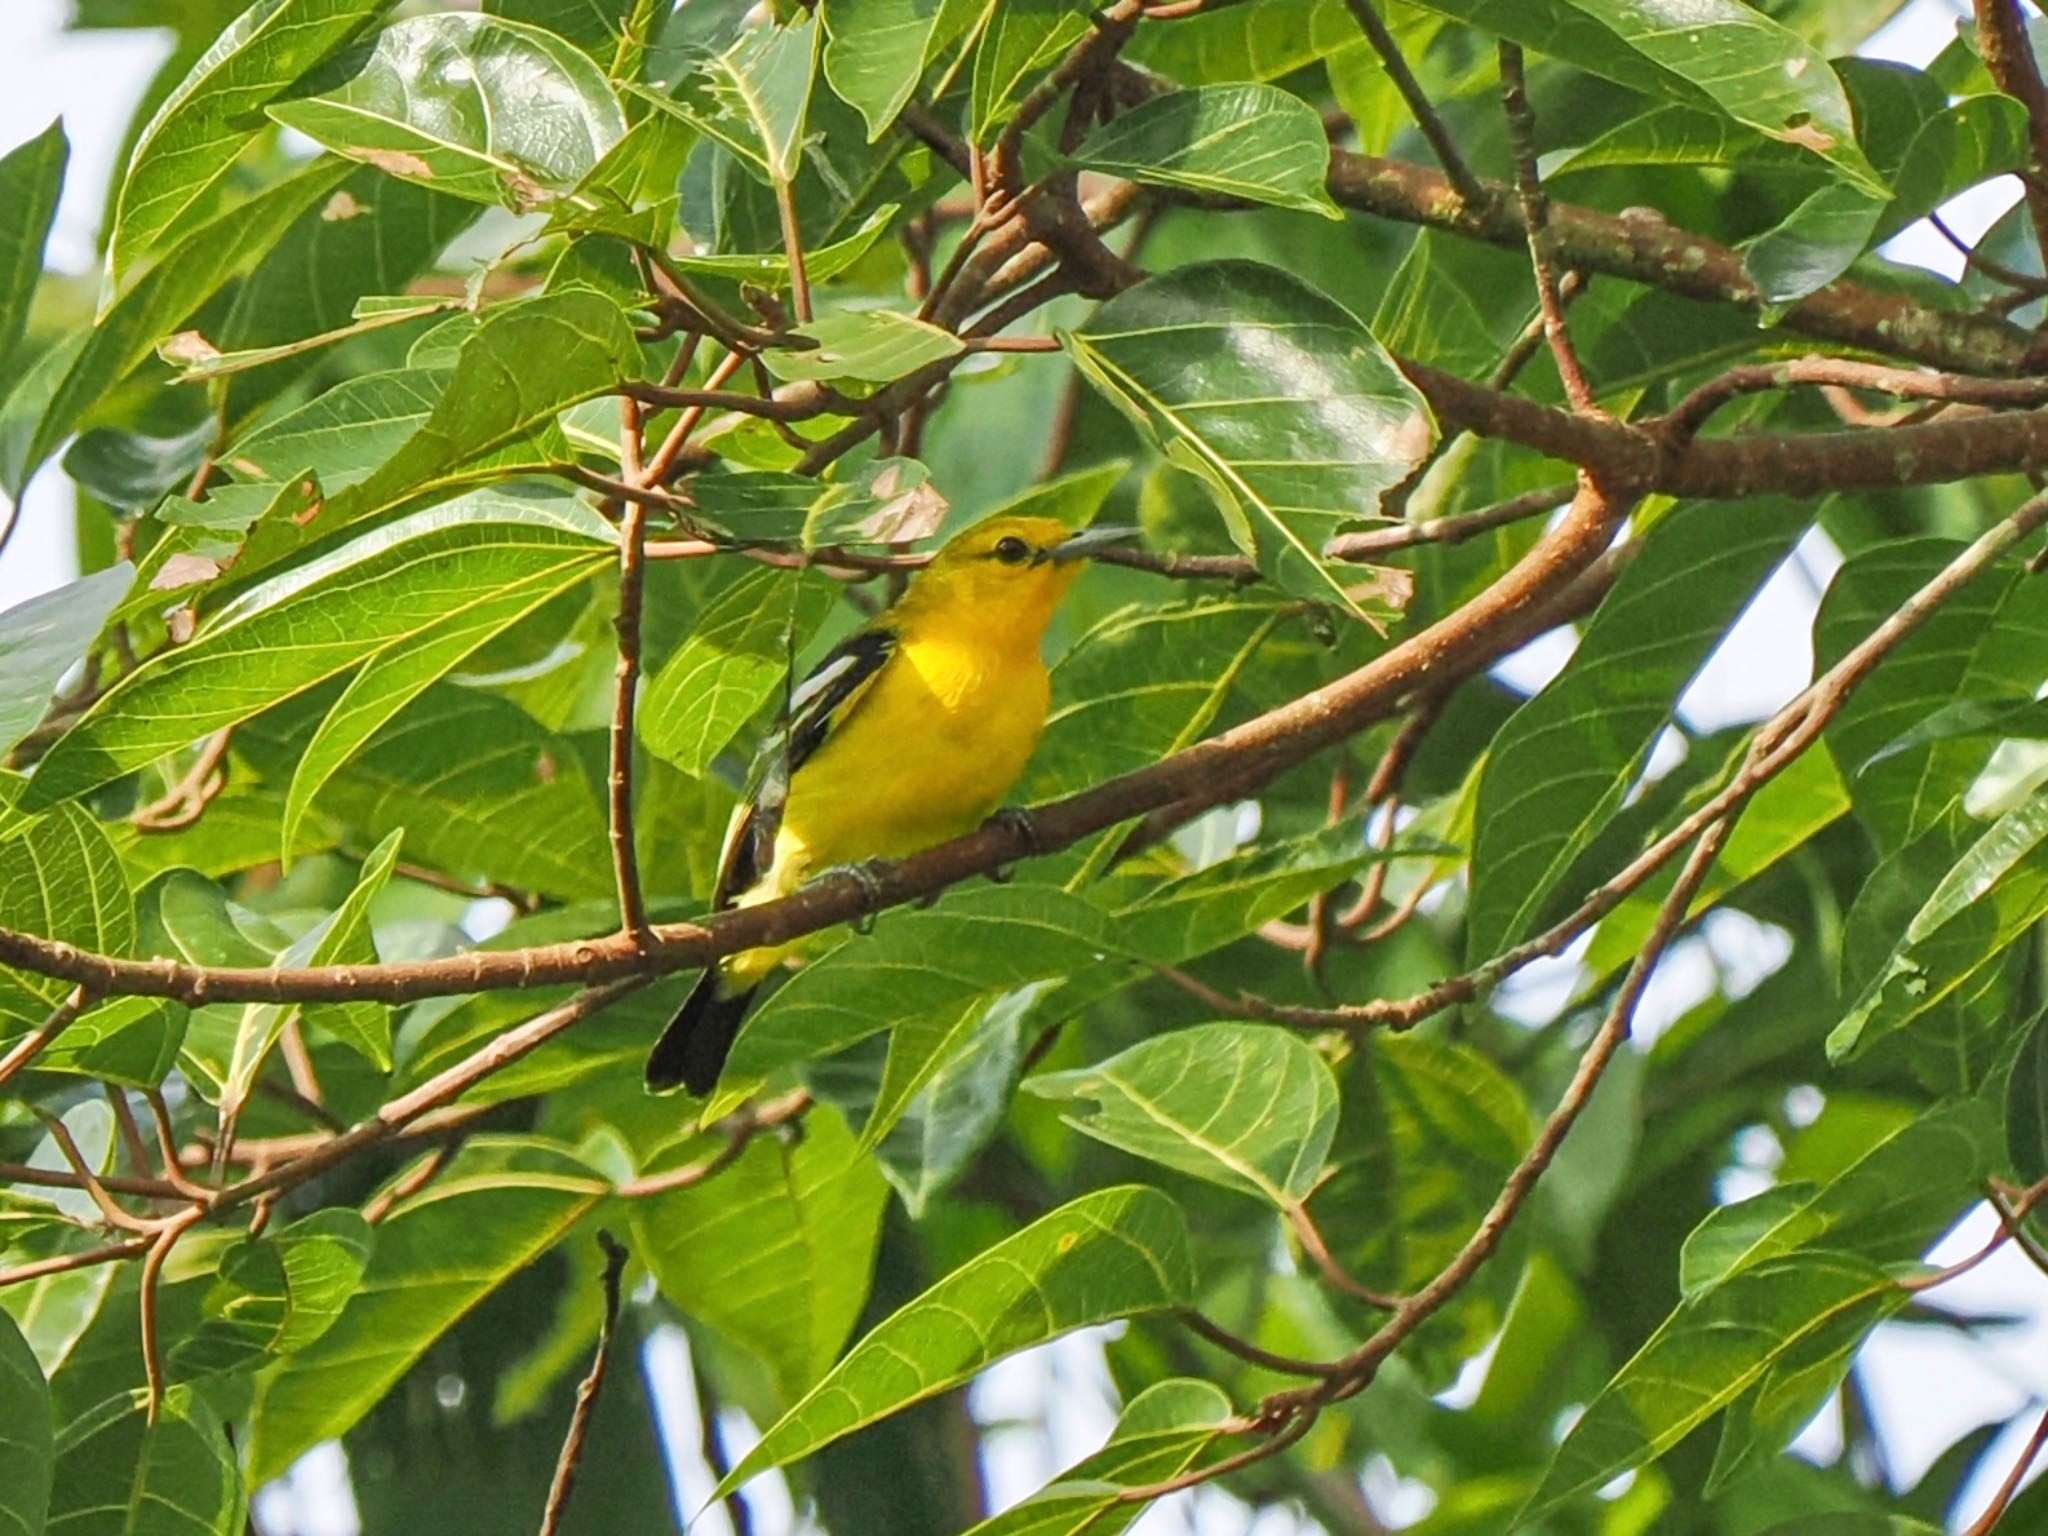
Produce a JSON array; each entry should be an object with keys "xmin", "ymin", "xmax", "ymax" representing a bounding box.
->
[{"xmin": 713, "ymin": 625, "xmax": 898, "ymax": 907}]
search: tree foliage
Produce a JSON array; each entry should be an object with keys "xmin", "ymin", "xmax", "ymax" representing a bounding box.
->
[{"xmin": 4, "ymin": 0, "xmax": 2048, "ymax": 1531}]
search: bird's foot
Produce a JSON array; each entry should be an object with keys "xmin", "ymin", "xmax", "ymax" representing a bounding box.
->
[
  {"xmin": 821, "ymin": 857, "xmax": 893, "ymax": 934},
  {"xmin": 981, "ymin": 806, "xmax": 1042, "ymax": 883}
]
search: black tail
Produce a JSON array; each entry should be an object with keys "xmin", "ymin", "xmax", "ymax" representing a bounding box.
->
[{"xmin": 645, "ymin": 969, "xmax": 757, "ymax": 1095}]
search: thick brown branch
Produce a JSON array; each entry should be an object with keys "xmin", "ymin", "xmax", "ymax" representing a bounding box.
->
[{"xmin": 1976, "ymin": 0, "xmax": 2048, "ymax": 274}]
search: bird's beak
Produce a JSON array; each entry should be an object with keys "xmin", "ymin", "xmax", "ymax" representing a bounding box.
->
[{"xmin": 1045, "ymin": 524, "xmax": 1140, "ymax": 564}]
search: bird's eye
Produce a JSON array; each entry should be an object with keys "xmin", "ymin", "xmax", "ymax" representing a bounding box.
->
[{"xmin": 993, "ymin": 536, "xmax": 1032, "ymax": 565}]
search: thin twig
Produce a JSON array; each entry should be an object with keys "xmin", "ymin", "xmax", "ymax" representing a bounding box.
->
[
  {"xmin": 1286, "ymin": 1202, "xmax": 1401, "ymax": 1310},
  {"xmin": 1498, "ymin": 43, "xmax": 1598, "ymax": 416},
  {"xmin": 610, "ymin": 396, "xmax": 654, "ymax": 947},
  {"xmin": 1659, "ymin": 356, "xmax": 2048, "ymax": 443},
  {"xmin": 1339, "ymin": 0, "xmax": 1484, "ymax": 205},
  {"xmin": 538, "ymin": 1230, "xmax": 630, "ymax": 1536},
  {"xmin": 1179, "ymin": 1311, "xmax": 1341, "ymax": 1378},
  {"xmin": 614, "ymin": 1090, "xmax": 811, "ymax": 1198},
  {"xmin": 0, "ymin": 985, "xmax": 95, "ymax": 1089},
  {"xmin": 139, "ymin": 1206, "xmax": 204, "ymax": 1423},
  {"xmin": 0, "ymin": 1239, "xmax": 151, "ymax": 1290},
  {"xmin": 1962, "ymin": 1400, "xmax": 2048, "ymax": 1536},
  {"xmin": 129, "ymin": 729, "xmax": 233, "ymax": 832}
]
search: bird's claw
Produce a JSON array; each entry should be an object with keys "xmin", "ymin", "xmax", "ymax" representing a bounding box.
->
[
  {"xmin": 828, "ymin": 857, "xmax": 892, "ymax": 934},
  {"xmin": 982, "ymin": 806, "xmax": 1041, "ymax": 883}
]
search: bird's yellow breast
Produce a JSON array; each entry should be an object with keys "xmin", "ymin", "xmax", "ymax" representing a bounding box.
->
[{"xmin": 770, "ymin": 627, "xmax": 1050, "ymax": 884}]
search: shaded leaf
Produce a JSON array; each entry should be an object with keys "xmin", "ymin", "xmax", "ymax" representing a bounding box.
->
[
  {"xmin": 47, "ymin": 1385, "xmax": 241, "ymax": 1536},
  {"xmin": 0, "ymin": 1307, "xmax": 52, "ymax": 1536},
  {"xmin": 1029, "ymin": 1023, "xmax": 1338, "ymax": 1205},
  {"xmin": 1064, "ymin": 260, "xmax": 1434, "ymax": 615},
  {"xmin": 0, "ymin": 122, "xmax": 66, "ymax": 382},
  {"xmin": 717, "ymin": 1185, "xmax": 1196, "ymax": 1492},
  {"xmin": 1068, "ymin": 84, "xmax": 1339, "ymax": 217},
  {"xmin": 0, "ymin": 565, "xmax": 131, "ymax": 761},
  {"xmin": 170, "ymin": 1209, "xmax": 374, "ymax": 1379}
]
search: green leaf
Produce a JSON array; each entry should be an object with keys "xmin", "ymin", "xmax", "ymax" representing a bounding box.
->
[
  {"xmin": 291, "ymin": 827, "xmax": 403, "ymax": 1064},
  {"xmin": 26, "ymin": 495, "xmax": 614, "ymax": 811},
  {"xmin": 958, "ymin": 1378, "xmax": 1235, "ymax": 1536},
  {"xmin": 1829, "ymin": 791, "xmax": 2048, "ymax": 1064},
  {"xmin": 0, "ymin": 1307, "xmax": 52, "ymax": 1536},
  {"xmin": 1028, "ymin": 1023, "xmax": 1338, "ymax": 1205},
  {"xmin": 968, "ymin": 0, "xmax": 1090, "ymax": 143},
  {"xmin": 268, "ymin": 12, "xmax": 627, "ymax": 211},
  {"xmin": 717, "ymin": 1185, "xmax": 1196, "ymax": 1492},
  {"xmin": 763, "ymin": 309, "xmax": 964, "ymax": 384},
  {"xmin": 1128, "ymin": 0, "xmax": 1360, "ymax": 84},
  {"xmin": 1521, "ymin": 1252, "xmax": 1905, "ymax": 1521},
  {"xmin": 47, "ymin": 1386, "xmax": 241, "ymax": 1536},
  {"xmin": 647, "ymin": 13, "xmax": 818, "ymax": 185},
  {"xmin": 637, "ymin": 567, "xmax": 837, "ymax": 776},
  {"xmin": 1678, "ymin": 1099, "xmax": 1998, "ymax": 1294},
  {"xmin": 664, "ymin": 201, "xmax": 901, "ymax": 288},
  {"xmin": 721, "ymin": 884, "xmax": 1126, "ymax": 1100},
  {"xmin": 325, "ymin": 288, "xmax": 640, "ymax": 528},
  {"xmin": 110, "ymin": 0, "xmax": 387, "ymax": 282},
  {"xmin": 170, "ymin": 1210, "xmax": 374, "ymax": 1379},
  {"xmin": 1064, "ymin": 260, "xmax": 1434, "ymax": 616},
  {"xmin": 0, "ymin": 122, "xmax": 66, "ymax": 382},
  {"xmin": 32, "ymin": 996, "xmax": 186, "ymax": 1091},
  {"xmin": 280, "ymin": 489, "xmax": 616, "ymax": 858},
  {"xmin": 1408, "ymin": 0, "xmax": 1882, "ymax": 195},
  {"xmin": 246, "ymin": 1137, "xmax": 606, "ymax": 1482},
  {"xmin": 631, "ymin": 1101, "xmax": 887, "ymax": 1399},
  {"xmin": 0, "ymin": 806, "xmax": 135, "ymax": 1026},
  {"xmin": 821, "ymin": 0, "xmax": 981, "ymax": 140},
  {"xmin": 14, "ymin": 157, "xmax": 354, "ymax": 496},
  {"xmin": 222, "ymin": 368, "xmax": 451, "ymax": 488},
  {"xmin": 0, "ymin": 566, "xmax": 131, "ymax": 761},
  {"xmin": 1465, "ymin": 498, "xmax": 1801, "ymax": 961},
  {"xmin": 1068, "ymin": 84, "xmax": 1339, "ymax": 217}
]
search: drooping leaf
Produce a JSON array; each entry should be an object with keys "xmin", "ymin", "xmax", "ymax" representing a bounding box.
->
[
  {"xmin": 26, "ymin": 496, "xmax": 615, "ymax": 811},
  {"xmin": 1522, "ymin": 1252, "xmax": 1905, "ymax": 1519},
  {"xmin": 170, "ymin": 1209, "xmax": 375, "ymax": 1379},
  {"xmin": 245, "ymin": 1138, "xmax": 607, "ymax": 1481},
  {"xmin": 110, "ymin": 0, "xmax": 388, "ymax": 281},
  {"xmin": 719, "ymin": 884, "xmax": 1125, "ymax": 1104},
  {"xmin": 268, "ymin": 12, "xmax": 627, "ymax": 210},
  {"xmin": 46, "ymin": 1386, "xmax": 242, "ymax": 1536},
  {"xmin": 958, "ymin": 1378, "xmax": 1236, "ymax": 1536},
  {"xmin": 1466, "ymin": 498, "xmax": 1801, "ymax": 961},
  {"xmin": 0, "ymin": 121, "xmax": 67, "ymax": 382},
  {"xmin": 0, "ymin": 1307, "xmax": 52, "ymax": 1536},
  {"xmin": 1064, "ymin": 260, "xmax": 1434, "ymax": 615},
  {"xmin": 1068, "ymin": 84, "xmax": 1339, "ymax": 217},
  {"xmin": 14, "ymin": 157, "xmax": 354, "ymax": 496},
  {"xmin": 630, "ymin": 1101, "xmax": 887, "ymax": 1399},
  {"xmin": 717, "ymin": 1185, "xmax": 1196, "ymax": 1492},
  {"xmin": 1029, "ymin": 1023, "xmax": 1339, "ymax": 1205},
  {"xmin": 0, "ymin": 565, "xmax": 131, "ymax": 761},
  {"xmin": 637, "ymin": 567, "xmax": 837, "ymax": 776}
]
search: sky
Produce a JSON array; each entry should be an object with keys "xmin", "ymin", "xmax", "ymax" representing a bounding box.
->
[{"xmin": 0, "ymin": 1, "xmax": 2043, "ymax": 1532}]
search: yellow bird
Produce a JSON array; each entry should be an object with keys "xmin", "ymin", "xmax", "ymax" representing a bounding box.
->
[{"xmin": 645, "ymin": 514, "xmax": 1135, "ymax": 1095}]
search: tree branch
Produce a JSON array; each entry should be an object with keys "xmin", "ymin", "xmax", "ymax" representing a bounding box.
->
[
  {"xmin": 538, "ymin": 1230, "xmax": 630, "ymax": 1536},
  {"xmin": 1498, "ymin": 42, "xmax": 1598, "ymax": 416},
  {"xmin": 1338, "ymin": 0, "xmax": 1483, "ymax": 205}
]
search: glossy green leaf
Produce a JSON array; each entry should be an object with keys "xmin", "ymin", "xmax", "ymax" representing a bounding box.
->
[
  {"xmin": 15, "ymin": 157, "xmax": 353, "ymax": 496},
  {"xmin": 280, "ymin": 488, "xmax": 614, "ymax": 857},
  {"xmin": 1029, "ymin": 1022, "xmax": 1338, "ymax": 1205},
  {"xmin": 1064, "ymin": 260, "xmax": 1434, "ymax": 615},
  {"xmin": 0, "ymin": 806, "xmax": 135, "ymax": 1025},
  {"xmin": 1522, "ymin": 1252, "xmax": 1905, "ymax": 1520},
  {"xmin": 0, "ymin": 122, "xmax": 66, "ymax": 382},
  {"xmin": 665, "ymin": 201, "xmax": 901, "ymax": 288},
  {"xmin": 968, "ymin": 0, "xmax": 1090, "ymax": 142},
  {"xmin": 821, "ymin": 0, "xmax": 983, "ymax": 140},
  {"xmin": 959, "ymin": 1379, "xmax": 1235, "ymax": 1536},
  {"xmin": 1408, "ymin": 0, "xmax": 1881, "ymax": 194},
  {"xmin": 717, "ymin": 1185, "xmax": 1196, "ymax": 1492},
  {"xmin": 1068, "ymin": 83, "xmax": 1339, "ymax": 217},
  {"xmin": 268, "ymin": 12, "xmax": 627, "ymax": 210},
  {"xmin": 637, "ymin": 567, "xmax": 836, "ymax": 775},
  {"xmin": 631, "ymin": 1102, "xmax": 887, "ymax": 1399},
  {"xmin": 110, "ymin": 0, "xmax": 386, "ymax": 282},
  {"xmin": 1128, "ymin": 0, "xmax": 1359, "ymax": 84},
  {"xmin": 720, "ymin": 884, "xmax": 1125, "ymax": 1102},
  {"xmin": 764, "ymin": 309, "xmax": 963, "ymax": 384},
  {"xmin": 26, "ymin": 496, "xmax": 614, "ymax": 811},
  {"xmin": 246, "ymin": 1138, "xmax": 606, "ymax": 1481},
  {"xmin": 0, "ymin": 1307, "xmax": 52, "ymax": 1536},
  {"xmin": 0, "ymin": 565, "xmax": 131, "ymax": 761},
  {"xmin": 1466, "ymin": 498, "xmax": 1801, "ymax": 961},
  {"xmin": 47, "ymin": 1386, "xmax": 241, "ymax": 1536},
  {"xmin": 170, "ymin": 1209, "xmax": 374, "ymax": 1379},
  {"xmin": 648, "ymin": 13, "xmax": 817, "ymax": 185},
  {"xmin": 325, "ymin": 288, "xmax": 639, "ymax": 528}
]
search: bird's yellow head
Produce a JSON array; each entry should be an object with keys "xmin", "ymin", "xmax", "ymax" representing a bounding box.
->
[{"xmin": 895, "ymin": 515, "xmax": 1135, "ymax": 644}]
